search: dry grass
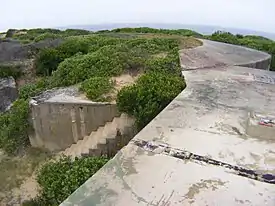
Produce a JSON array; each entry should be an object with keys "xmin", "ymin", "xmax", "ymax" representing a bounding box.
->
[
  {"xmin": 0, "ymin": 148, "xmax": 50, "ymax": 205},
  {"xmin": 102, "ymin": 73, "xmax": 141, "ymax": 103},
  {"xmin": 179, "ymin": 37, "xmax": 202, "ymax": 49}
]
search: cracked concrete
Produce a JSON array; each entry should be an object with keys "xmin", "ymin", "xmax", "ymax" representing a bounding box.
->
[{"xmin": 61, "ymin": 40, "xmax": 275, "ymax": 206}]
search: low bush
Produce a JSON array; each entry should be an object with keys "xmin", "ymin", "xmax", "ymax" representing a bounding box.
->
[
  {"xmin": 0, "ymin": 77, "xmax": 51, "ymax": 154},
  {"xmin": 0, "ymin": 65, "xmax": 22, "ymax": 79},
  {"xmin": 50, "ymin": 37, "xmax": 179, "ymax": 87},
  {"xmin": 63, "ymin": 29, "xmax": 91, "ymax": 36},
  {"xmin": 34, "ymin": 48, "xmax": 64, "ymax": 76},
  {"xmin": 36, "ymin": 156, "xmax": 109, "ymax": 206},
  {"xmin": 51, "ymin": 44, "xmax": 130, "ymax": 86},
  {"xmin": 80, "ymin": 77, "xmax": 114, "ymax": 101},
  {"xmin": 34, "ymin": 33, "xmax": 62, "ymax": 42},
  {"xmin": 145, "ymin": 52, "xmax": 181, "ymax": 75},
  {"xmin": 109, "ymin": 27, "xmax": 203, "ymax": 37},
  {"xmin": 19, "ymin": 78, "xmax": 50, "ymax": 100},
  {"xmin": 0, "ymin": 99, "xmax": 30, "ymax": 154},
  {"xmin": 34, "ymin": 36, "xmax": 123, "ymax": 76},
  {"xmin": 117, "ymin": 72, "xmax": 186, "ymax": 129}
]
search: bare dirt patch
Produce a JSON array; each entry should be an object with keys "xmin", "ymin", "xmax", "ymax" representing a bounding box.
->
[
  {"xmin": 16, "ymin": 59, "xmax": 39, "ymax": 88},
  {"xmin": 0, "ymin": 148, "xmax": 50, "ymax": 206},
  {"xmin": 104, "ymin": 73, "xmax": 141, "ymax": 103}
]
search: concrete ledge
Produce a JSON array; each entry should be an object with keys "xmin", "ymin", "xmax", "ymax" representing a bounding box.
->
[{"xmin": 180, "ymin": 39, "xmax": 271, "ymax": 70}]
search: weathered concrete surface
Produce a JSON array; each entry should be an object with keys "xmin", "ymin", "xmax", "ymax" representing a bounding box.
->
[
  {"xmin": 0, "ymin": 77, "xmax": 18, "ymax": 112},
  {"xmin": 180, "ymin": 39, "xmax": 271, "ymax": 70},
  {"xmin": 61, "ymin": 41, "xmax": 275, "ymax": 206},
  {"xmin": 30, "ymin": 87, "xmax": 120, "ymax": 151}
]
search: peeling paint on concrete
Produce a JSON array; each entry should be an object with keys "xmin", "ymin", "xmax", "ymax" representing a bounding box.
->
[{"xmin": 184, "ymin": 179, "xmax": 227, "ymax": 203}]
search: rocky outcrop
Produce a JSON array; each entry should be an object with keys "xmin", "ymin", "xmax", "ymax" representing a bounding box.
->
[
  {"xmin": 0, "ymin": 77, "xmax": 18, "ymax": 112},
  {"xmin": 0, "ymin": 38, "xmax": 63, "ymax": 63}
]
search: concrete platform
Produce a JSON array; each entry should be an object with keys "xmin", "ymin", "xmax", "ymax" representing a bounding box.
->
[
  {"xmin": 31, "ymin": 86, "xmax": 93, "ymax": 104},
  {"xmin": 61, "ymin": 41, "xmax": 275, "ymax": 206},
  {"xmin": 180, "ymin": 39, "xmax": 271, "ymax": 70}
]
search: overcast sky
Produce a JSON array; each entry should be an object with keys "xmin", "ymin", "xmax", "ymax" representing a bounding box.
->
[{"xmin": 1, "ymin": 0, "xmax": 274, "ymax": 33}]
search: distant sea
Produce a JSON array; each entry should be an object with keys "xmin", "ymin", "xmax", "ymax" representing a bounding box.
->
[{"xmin": 58, "ymin": 23, "xmax": 275, "ymax": 40}]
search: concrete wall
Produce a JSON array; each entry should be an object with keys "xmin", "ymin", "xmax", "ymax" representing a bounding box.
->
[
  {"xmin": 29, "ymin": 102, "xmax": 120, "ymax": 151},
  {"xmin": 236, "ymin": 56, "xmax": 271, "ymax": 70}
]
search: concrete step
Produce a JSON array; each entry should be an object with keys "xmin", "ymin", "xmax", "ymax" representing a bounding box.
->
[
  {"xmin": 62, "ymin": 113, "xmax": 135, "ymax": 158},
  {"xmin": 74, "ymin": 138, "xmax": 86, "ymax": 156},
  {"xmin": 81, "ymin": 129, "xmax": 102, "ymax": 155},
  {"xmin": 95, "ymin": 122, "xmax": 116, "ymax": 156}
]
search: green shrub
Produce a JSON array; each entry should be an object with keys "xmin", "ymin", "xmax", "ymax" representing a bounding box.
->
[
  {"xmin": 36, "ymin": 156, "xmax": 109, "ymax": 206},
  {"xmin": 33, "ymin": 36, "xmax": 122, "ymax": 76},
  {"xmin": 110, "ymin": 27, "xmax": 203, "ymax": 37},
  {"xmin": 51, "ymin": 44, "xmax": 129, "ymax": 86},
  {"xmin": 80, "ymin": 77, "xmax": 114, "ymax": 101},
  {"xmin": 34, "ymin": 48, "xmax": 64, "ymax": 76},
  {"xmin": 27, "ymin": 28, "xmax": 62, "ymax": 35},
  {"xmin": 34, "ymin": 33, "xmax": 61, "ymax": 42},
  {"xmin": 125, "ymin": 38, "xmax": 179, "ymax": 54},
  {"xmin": 20, "ymin": 39, "xmax": 33, "ymax": 44},
  {"xmin": 117, "ymin": 72, "xmax": 186, "ymax": 129},
  {"xmin": 145, "ymin": 53, "xmax": 181, "ymax": 75},
  {"xmin": 0, "ymin": 99, "xmax": 30, "ymax": 154},
  {"xmin": 6, "ymin": 29, "xmax": 17, "ymax": 38},
  {"xmin": 51, "ymin": 37, "xmax": 179, "ymax": 87},
  {"xmin": 0, "ymin": 65, "xmax": 22, "ymax": 79},
  {"xmin": 19, "ymin": 78, "xmax": 50, "ymax": 100},
  {"xmin": 57, "ymin": 37, "xmax": 92, "ymax": 56},
  {"xmin": 63, "ymin": 29, "xmax": 91, "ymax": 36}
]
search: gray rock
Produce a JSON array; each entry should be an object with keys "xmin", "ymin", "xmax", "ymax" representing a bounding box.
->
[
  {"xmin": 0, "ymin": 38, "xmax": 63, "ymax": 63},
  {"xmin": 0, "ymin": 77, "xmax": 18, "ymax": 112}
]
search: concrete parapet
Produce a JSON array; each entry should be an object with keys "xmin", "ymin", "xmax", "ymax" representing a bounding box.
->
[
  {"xmin": 180, "ymin": 39, "xmax": 271, "ymax": 70},
  {"xmin": 29, "ymin": 87, "xmax": 120, "ymax": 151}
]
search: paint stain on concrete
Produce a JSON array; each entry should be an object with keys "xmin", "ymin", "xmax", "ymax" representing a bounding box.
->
[{"xmin": 184, "ymin": 179, "xmax": 226, "ymax": 203}]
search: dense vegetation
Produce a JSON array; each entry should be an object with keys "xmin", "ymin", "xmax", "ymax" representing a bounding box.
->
[
  {"xmin": 80, "ymin": 77, "xmax": 114, "ymax": 101},
  {"xmin": 97, "ymin": 28, "xmax": 275, "ymax": 70},
  {"xmin": 117, "ymin": 71, "xmax": 185, "ymax": 128},
  {"xmin": 0, "ymin": 99, "xmax": 30, "ymax": 154},
  {"xmin": 23, "ymin": 156, "xmax": 109, "ymax": 206},
  {"xmin": 6, "ymin": 28, "xmax": 91, "ymax": 43},
  {"xmin": 99, "ymin": 27, "xmax": 203, "ymax": 37},
  {"xmin": 0, "ymin": 65, "xmax": 22, "ymax": 79}
]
